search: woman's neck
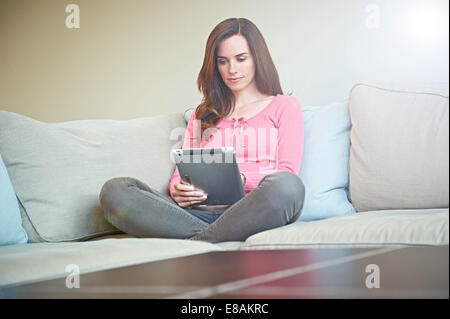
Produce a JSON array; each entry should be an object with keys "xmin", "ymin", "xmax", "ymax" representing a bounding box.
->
[
  {"xmin": 232, "ymin": 88, "xmax": 272, "ymax": 110},
  {"xmin": 234, "ymin": 95, "xmax": 273, "ymax": 111}
]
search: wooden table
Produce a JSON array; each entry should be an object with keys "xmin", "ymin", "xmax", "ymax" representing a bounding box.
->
[{"xmin": 1, "ymin": 246, "xmax": 448, "ymax": 299}]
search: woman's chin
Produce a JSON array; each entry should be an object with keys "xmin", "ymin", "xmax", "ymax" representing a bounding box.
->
[{"xmin": 227, "ymin": 82, "xmax": 247, "ymax": 92}]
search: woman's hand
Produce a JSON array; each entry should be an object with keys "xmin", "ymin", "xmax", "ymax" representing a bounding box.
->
[{"xmin": 172, "ymin": 179, "xmax": 208, "ymax": 208}]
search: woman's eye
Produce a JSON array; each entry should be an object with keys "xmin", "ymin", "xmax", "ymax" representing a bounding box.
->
[{"xmin": 218, "ymin": 58, "xmax": 246, "ymax": 65}]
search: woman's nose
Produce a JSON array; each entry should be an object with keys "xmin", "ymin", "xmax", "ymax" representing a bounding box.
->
[{"xmin": 228, "ymin": 61, "xmax": 237, "ymax": 74}]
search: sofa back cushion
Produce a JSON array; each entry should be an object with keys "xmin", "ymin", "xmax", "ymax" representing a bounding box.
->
[
  {"xmin": 348, "ymin": 83, "xmax": 449, "ymax": 212},
  {"xmin": 0, "ymin": 111, "xmax": 185, "ymax": 242}
]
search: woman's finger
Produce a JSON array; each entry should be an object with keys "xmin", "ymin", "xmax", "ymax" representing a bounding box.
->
[
  {"xmin": 175, "ymin": 183, "xmax": 206, "ymax": 195},
  {"xmin": 172, "ymin": 188, "xmax": 207, "ymax": 198},
  {"xmin": 174, "ymin": 196, "xmax": 207, "ymax": 207},
  {"xmin": 173, "ymin": 184, "xmax": 206, "ymax": 195},
  {"xmin": 175, "ymin": 182, "xmax": 196, "ymax": 192},
  {"xmin": 178, "ymin": 190, "xmax": 207, "ymax": 197},
  {"xmin": 176, "ymin": 195, "xmax": 207, "ymax": 203}
]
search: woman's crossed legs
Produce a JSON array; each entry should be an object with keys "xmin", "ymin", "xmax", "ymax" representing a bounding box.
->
[{"xmin": 99, "ymin": 171, "xmax": 305, "ymax": 243}]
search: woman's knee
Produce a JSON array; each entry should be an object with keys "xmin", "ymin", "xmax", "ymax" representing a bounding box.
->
[
  {"xmin": 99, "ymin": 177, "xmax": 137, "ymax": 210},
  {"xmin": 262, "ymin": 171, "xmax": 305, "ymax": 200},
  {"xmin": 261, "ymin": 171, "xmax": 305, "ymax": 222}
]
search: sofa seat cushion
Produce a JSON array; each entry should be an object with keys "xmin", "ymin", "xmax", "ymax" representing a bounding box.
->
[
  {"xmin": 242, "ymin": 209, "xmax": 449, "ymax": 249},
  {"xmin": 0, "ymin": 238, "xmax": 222, "ymax": 287},
  {"xmin": 215, "ymin": 241, "xmax": 245, "ymax": 250},
  {"xmin": 87, "ymin": 234, "xmax": 245, "ymax": 251}
]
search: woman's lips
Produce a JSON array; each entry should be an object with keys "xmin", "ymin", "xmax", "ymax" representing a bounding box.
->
[{"xmin": 228, "ymin": 77, "xmax": 242, "ymax": 83}]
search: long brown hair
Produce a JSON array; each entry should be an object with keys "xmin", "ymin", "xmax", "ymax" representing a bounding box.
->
[{"xmin": 194, "ymin": 18, "xmax": 284, "ymax": 143}]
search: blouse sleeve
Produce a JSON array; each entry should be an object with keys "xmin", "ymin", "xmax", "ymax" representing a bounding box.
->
[{"xmin": 241, "ymin": 96, "xmax": 304, "ymax": 191}]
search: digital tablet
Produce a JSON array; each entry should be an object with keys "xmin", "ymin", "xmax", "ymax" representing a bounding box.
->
[{"xmin": 171, "ymin": 147, "xmax": 245, "ymax": 206}]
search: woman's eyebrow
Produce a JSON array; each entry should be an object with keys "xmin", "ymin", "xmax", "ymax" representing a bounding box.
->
[{"xmin": 217, "ymin": 52, "xmax": 248, "ymax": 59}]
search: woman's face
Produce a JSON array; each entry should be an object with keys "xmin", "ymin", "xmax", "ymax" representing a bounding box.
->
[{"xmin": 216, "ymin": 34, "xmax": 256, "ymax": 93}]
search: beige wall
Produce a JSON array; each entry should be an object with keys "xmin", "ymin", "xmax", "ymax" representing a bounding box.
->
[{"xmin": 0, "ymin": 0, "xmax": 448, "ymax": 122}]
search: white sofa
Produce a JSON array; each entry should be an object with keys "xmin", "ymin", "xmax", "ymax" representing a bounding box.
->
[{"xmin": 0, "ymin": 83, "xmax": 448, "ymax": 288}]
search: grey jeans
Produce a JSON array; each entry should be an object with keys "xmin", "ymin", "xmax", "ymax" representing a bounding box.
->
[{"xmin": 99, "ymin": 171, "xmax": 305, "ymax": 243}]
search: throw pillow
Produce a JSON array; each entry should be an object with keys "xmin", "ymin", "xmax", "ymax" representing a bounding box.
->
[
  {"xmin": 0, "ymin": 154, "xmax": 28, "ymax": 245},
  {"xmin": 0, "ymin": 111, "xmax": 186, "ymax": 242},
  {"xmin": 298, "ymin": 102, "xmax": 356, "ymax": 221}
]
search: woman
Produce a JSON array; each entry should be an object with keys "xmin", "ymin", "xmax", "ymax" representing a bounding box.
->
[{"xmin": 99, "ymin": 18, "xmax": 305, "ymax": 243}]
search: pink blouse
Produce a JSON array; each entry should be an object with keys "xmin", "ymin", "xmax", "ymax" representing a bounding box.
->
[{"xmin": 168, "ymin": 94, "xmax": 304, "ymax": 197}]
